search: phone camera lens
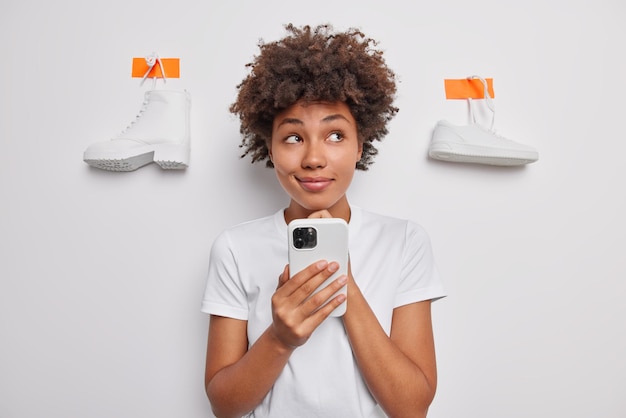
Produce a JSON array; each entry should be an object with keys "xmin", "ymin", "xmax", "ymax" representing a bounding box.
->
[
  {"xmin": 293, "ymin": 226, "xmax": 317, "ymax": 249},
  {"xmin": 305, "ymin": 228, "xmax": 316, "ymax": 247}
]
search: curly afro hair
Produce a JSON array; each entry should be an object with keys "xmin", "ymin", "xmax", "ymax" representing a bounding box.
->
[{"xmin": 230, "ymin": 23, "xmax": 398, "ymax": 170}]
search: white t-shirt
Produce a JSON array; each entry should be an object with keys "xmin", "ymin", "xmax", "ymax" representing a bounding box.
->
[{"xmin": 201, "ymin": 206, "xmax": 446, "ymax": 417}]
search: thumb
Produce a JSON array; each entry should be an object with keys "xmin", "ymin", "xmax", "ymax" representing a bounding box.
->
[{"xmin": 277, "ymin": 264, "xmax": 290, "ymax": 288}]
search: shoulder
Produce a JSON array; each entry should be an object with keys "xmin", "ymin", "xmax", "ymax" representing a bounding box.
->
[
  {"xmin": 218, "ymin": 211, "xmax": 279, "ymax": 238},
  {"xmin": 210, "ymin": 211, "xmax": 282, "ymax": 253},
  {"xmin": 356, "ymin": 207, "xmax": 430, "ymax": 239}
]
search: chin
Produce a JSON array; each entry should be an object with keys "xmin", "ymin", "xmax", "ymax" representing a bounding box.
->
[{"xmin": 297, "ymin": 199, "xmax": 340, "ymax": 213}]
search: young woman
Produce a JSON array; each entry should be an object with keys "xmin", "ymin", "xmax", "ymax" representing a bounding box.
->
[{"xmin": 202, "ymin": 24, "xmax": 446, "ymax": 418}]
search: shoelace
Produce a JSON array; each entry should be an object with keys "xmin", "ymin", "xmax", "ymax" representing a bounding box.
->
[
  {"xmin": 118, "ymin": 53, "xmax": 167, "ymax": 134},
  {"xmin": 140, "ymin": 52, "xmax": 167, "ymax": 88},
  {"xmin": 467, "ymin": 75, "xmax": 495, "ymax": 130},
  {"xmin": 119, "ymin": 97, "xmax": 150, "ymax": 135},
  {"xmin": 466, "ymin": 77, "xmax": 534, "ymax": 150}
]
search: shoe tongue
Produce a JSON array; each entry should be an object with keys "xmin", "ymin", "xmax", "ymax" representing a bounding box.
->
[{"xmin": 146, "ymin": 90, "xmax": 168, "ymax": 102}]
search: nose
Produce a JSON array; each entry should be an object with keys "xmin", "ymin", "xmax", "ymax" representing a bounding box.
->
[{"xmin": 301, "ymin": 140, "xmax": 326, "ymax": 169}]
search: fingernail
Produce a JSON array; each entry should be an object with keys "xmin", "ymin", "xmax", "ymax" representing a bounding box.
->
[
  {"xmin": 337, "ymin": 275, "xmax": 347, "ymax": 284},
  {"xmin": 316, "ymin": 260, "xmax": 328, "ymax": 269},
  {"xmin": 327, "ymin": 262, "xmax": 339, "ymax": 273}
]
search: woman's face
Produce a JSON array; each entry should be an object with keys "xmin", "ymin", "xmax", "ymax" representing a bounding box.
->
[{"xmin": 269, "ymin": 100, "xmax": 362, "ymax": 222}]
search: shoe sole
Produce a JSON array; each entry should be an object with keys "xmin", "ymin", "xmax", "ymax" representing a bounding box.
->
[
  {"xmin": 84, "ymin": 144, "xmax": 189, "ymax": 172},
  {"xmin": 429, "ymin": 143, "xmax": 538, "ymax": 166}
]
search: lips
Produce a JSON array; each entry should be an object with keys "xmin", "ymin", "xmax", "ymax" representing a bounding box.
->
[{"xmin": 297, "ymin": 176, "xmax": 333, "ymax": 192}]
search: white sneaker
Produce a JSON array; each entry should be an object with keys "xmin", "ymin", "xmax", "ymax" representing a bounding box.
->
[
  {"xmin": 83, "ymin": 89, "xmax": 191, "ymax": 171},
  {"xmin": 429, "ymin": 76, "xmax": 538, "ymax": 166},
  {"xmin": 429, "ymin": 120, "xmax": 539, "ymax": 166}
]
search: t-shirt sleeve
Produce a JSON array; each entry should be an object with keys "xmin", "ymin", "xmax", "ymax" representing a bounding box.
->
[
  {"xmin": 395, "ymin": 221, "xmax": 447, "ymax": 307},
  {"xmin": 200, "ymin": 230, "xmax": 249, "ymax": 320}
]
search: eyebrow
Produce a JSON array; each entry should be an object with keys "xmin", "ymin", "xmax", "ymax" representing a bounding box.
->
[{"xmin": 276, "ymin": 114, "xmax": 352, "ymax": 128}]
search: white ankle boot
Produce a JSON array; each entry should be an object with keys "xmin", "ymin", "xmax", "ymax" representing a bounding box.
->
[{"xmin": 84, "ymin": 89, "xmax": 191, "ymax": 171}]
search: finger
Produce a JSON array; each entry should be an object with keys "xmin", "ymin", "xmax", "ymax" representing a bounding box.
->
[
  {"xmin": 307, "ymin": 210, "xmax": 333, "ymax": 219},
  {"xmin": 276, "ymin": 264, "xmax": 290, "ymax": 289},
  {"xmin": 293, "ymin": 261, "xmax": 339, "ymax": 301},
  {"xmin": 301, "ymin": 273, "xmax": 347, "ymax": 314},
  {"xmin": 305, "ymin": 291, "xmax": 347, "ymax": 327},
  {"xmin": 284, "ymin": 259, "xmax": 328, "ymax": 291}
]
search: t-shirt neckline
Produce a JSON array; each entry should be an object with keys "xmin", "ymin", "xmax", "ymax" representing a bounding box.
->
[{"xmin": 273, "ymin": 206, "xmax": 362, "ymax": 240}]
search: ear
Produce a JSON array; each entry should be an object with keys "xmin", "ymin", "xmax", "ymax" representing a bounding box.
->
[{"xmin": 356, "ymin": 141, "xmax": 363, "ymax": 162}]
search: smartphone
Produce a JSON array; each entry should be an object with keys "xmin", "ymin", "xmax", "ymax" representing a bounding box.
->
[{"xmin": 288, "ymin": 218, "xmax": 348, "ymax": 317}]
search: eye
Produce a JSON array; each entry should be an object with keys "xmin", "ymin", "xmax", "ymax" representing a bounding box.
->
[
  {"xmin": 284, "ymin": 134, "xmax": 302, "ymax": 144},
  {"xmin": 327, "ymin": 132, "xmax": 344, "ymax": 142}
]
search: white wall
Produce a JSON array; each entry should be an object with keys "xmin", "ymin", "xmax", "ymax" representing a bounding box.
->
[{"xmin": 1, "ymin": 0, "xmax": 625, "ymax": 417}]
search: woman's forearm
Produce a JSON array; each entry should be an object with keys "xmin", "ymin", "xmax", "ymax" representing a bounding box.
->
[
  {"xmin": 206, "ymin": 327, "xmax": 294, "ymax": 418},
  {"xmin": 343, "ymin": 286, "xmax": 436, "ymax": 418}
]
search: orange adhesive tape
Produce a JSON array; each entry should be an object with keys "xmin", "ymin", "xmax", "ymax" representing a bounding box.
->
[
  {"xmin": 131, "ymin": 57, "xmax": 180, "ymax": 78},
  {"xmin": 444, "ymin": 78, "xmax": 494, "ymax": 99}
]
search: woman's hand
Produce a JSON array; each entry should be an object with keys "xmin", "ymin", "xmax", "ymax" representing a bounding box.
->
[{"xmin": 270, "ymin": 261, "xmax": 347, "ymax": 349}]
